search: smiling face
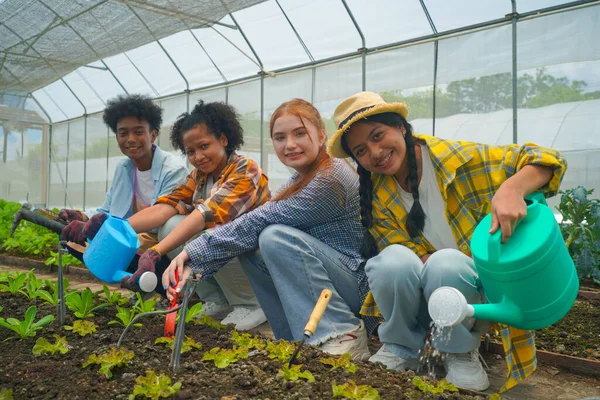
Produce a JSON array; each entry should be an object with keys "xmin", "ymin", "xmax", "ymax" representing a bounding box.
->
[
  {"xmin": 345, "ymin": 121, "xmax": 407, "ymax": 176},
  {"xmin": 271, "ymin": 112, "xmax": 326, "ymax": 175},
  {"xmin": 115, "ymin": 116, "xmax": 157, "ymax": 162},
  {"xmin": 182, "ymin": 123, "xmax": 229, "ymax": 176}
]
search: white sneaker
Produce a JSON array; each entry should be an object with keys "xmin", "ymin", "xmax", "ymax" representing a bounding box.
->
[
  {"xmin": 444, "ymin": 350, "xmax": 490, "ymax": 391},
  {"xmin": 318, "ymin": 321, "xmax": 371, "ymax": 361},
  {"xmin": 369, "ymin": 345, "xmax": 420, "ymax": 371},
  {"xmin": 221, "ymin": 306, "xmax": 267, "ymax": 331},
  {"xmin": 201, "ymin": 301, "xmax": 233, "ymax": 319}
]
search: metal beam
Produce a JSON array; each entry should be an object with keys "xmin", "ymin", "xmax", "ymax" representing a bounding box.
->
[
  {"xmin": 341, "ymin": 0, "xmax": 366, "ymax": 91},
  {"xmin": 228, "ymin": 13, "xmax": 263, "ymax": 69},
  {"xmin": 275, "ymin": 0, "xmax": 314, "ymax": 62},
  {"xmin": 189, "ymin": 30, "xmax": 229, "ymax": 82},
  {"xmin": 419, "ymin": 0, "xmax": 438, "ymax": 136},
  {"xmin": 511, "ymin": 0, "xmax": 518, "ymax": 144}
]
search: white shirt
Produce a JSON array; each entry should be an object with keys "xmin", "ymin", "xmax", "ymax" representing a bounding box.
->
[
  {"xmin": 395, "ymin": 145, "xmax": 458, "ymax": 251},
  {"xmin": 135, "ymin": 168, "xmax": 155, "ymax": 208}
]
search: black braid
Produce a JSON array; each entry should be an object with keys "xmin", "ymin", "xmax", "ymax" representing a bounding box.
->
[
  {"xmin": 356, "ymin": 164, "xmax": 380, "ymax": 259},
  {"xmin": 403, "ymin": 131, "xmax": 425, "ymax": 238}
]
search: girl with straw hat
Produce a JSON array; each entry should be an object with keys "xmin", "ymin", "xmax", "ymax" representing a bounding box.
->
[{"xmin": 327, "ymin": 91, "xmax": 566, "ymax": 391}]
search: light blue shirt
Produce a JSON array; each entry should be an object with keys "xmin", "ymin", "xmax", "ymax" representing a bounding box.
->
[{"xmin": 85, "ymin": 145, "xmax": 188, "ymax": 219}]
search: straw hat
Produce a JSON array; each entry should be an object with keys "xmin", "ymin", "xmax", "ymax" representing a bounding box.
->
[{"xmin": 327, "ymin": 91, "xmax": 408, "ymax": 158}]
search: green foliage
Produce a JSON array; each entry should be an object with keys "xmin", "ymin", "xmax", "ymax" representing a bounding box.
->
[
  {"xmin": 109, "ymin": 307, "xmax": 142, "ymax": 328},
  {"xmin": 557, "ymin": 186, "xmax": 600, "ymax": 283},
  {"xmin": 64, "ymin": 319, "xmax": 97, "ymax": 336},
  {"xmin": 96, "ymin": 284, "xmax": 129, "ymax": 307},
  {"xmin": 278, "ymin": 364, "xmax": 315, "ymax": 382},
  {"xmin": 37, "ymin": 278, "xmax": 70, "ymax": 306},
  {"xmin": 65, "ymin": 288, "xmax": 112, "ymax": 319},
  {"xmin": 32, "ymin": 335, "xmax": 70, "ymax": 356},
  {"xmin": 320, "ymin": 353, "xmax": 358, "ymax": 373},
  {"xmin": 44, "ymin": 251, "xmax": 82, "ymax": 267},
  {"xmin": 129, "ymin": 370, "xmax": 182, "ymax": 400},
  {"xmin": 266, "ymin": 339, "xmax": 296, "ymax": 363},
  {"xmin": 196, "ymin": 314, "xmax": 226, "ymax": 330},
  {"xmin": 489, "ymin": 394, "xmax": 502, "ymax": 400},
  {"xmin": 83, "ymin": 347, "xmax": 135, "ymax": 379},
  {"xmin": 0, "ymin": 272, "xmax": 27, "ymax": 294},
  {"xmin": 231, "ymin": 331, "xmax": 266, "ymax": 350},
  {"xmin": 133, "ymin": 292, "xmax": 157, "ymax": 313},
  {"xmin": 0, "ymin": 305, "xmax": 54, "ymax": 340},
  {"xmin": 155, "ymin": 336, "xmax": 202, "ymax": 354},
  {"xmin": 411, "ymin": 377, "xmax": 458, "ymax": 394},
  {"xmin": 20, "ymin": 271, "xmax": 45, "ymax": 300},
  {"xmin": 176, "ymin": 302, "xmax": 204, "ymax": 324},
  {"xmin": 0, "ymin": 387, "xmax": 13, "ymax": 400},
  {"xmin": 202, "ymin": 346, "xmax": 248, "ymax": 368},
  {"xmin": 332, "ymin": 380, "xmax": 380, "ymax": 400}
]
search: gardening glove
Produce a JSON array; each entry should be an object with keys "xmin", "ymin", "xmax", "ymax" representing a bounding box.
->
[
  {"xmin": 82, "ymin": 212, "xmax": 108, "ymax": 241},
  {"xmin": 120, "ymin": 247, "xmax": 162, "ymax": 292},
  {"xmin": 60, "ymin": 220, "xmax": 87, "ymax": 245},
  {"xmin": 59, "ymin": 209, "xmax": 88, "ymax": 222}
]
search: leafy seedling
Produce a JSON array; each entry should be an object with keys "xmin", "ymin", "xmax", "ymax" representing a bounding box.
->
[
  {"xmin": 32, "ymin": 335, "xmax": 70, "ymax": 356},
  {"xmin": 0, "ymin": 387, "xmax": 13, "ymax": 400},
  {"xmin": 202, "ymin": 346, "xmax": 248, "ymax": 368},
  {"xmin": 320, "ymin": 353, "xmax": 357, "ymax": 373},
  {"xmin": 64, "ymin": 320, "xmax": 97, "ymax": 336},
  {"xmin": 133, "ymin": 292, "xmax": 157, "ymax": 313},
  {"xmin": 66, "ymin": 288, "xmax": 112, "ymax": 319},
  {"xmin": 412, "ymin": 377, "xmax": 458, "ymax": 394},
  {"xmin": 278, "ymin": 364, "xmax": 315, "ymax": 382},
  {"xmin": 109, "ymin": 307, "xmax": 142, "ymax": 328},
  {"xmin": 129, "ymin": 370, "xmax": 182, "ymax": 400},
  {"xmin": 176, "ymin": 302, "xmax": 204, "ymax": 324},
  {"xmin": 0, "ymin": 272, "xmax": 27, "ymax": 295},
  {"xmin": 20, "ymin": 271, "xmax": 46, "ymax": 300},
  {"xmin": 83, "ymin": 347, "xmax": 134, "ymax": 379},
  {"xmin": 97, "ymin": 284, "xmax": 129, "ymax": 307},
  {"xmin": 231, "ymin": 331, "xmax": 266, "ymax": 350},
  {"xmin": 332, "ymin": 380, "xmax": 380, "ymax": 400},
  {"xmin": 0, "ymin": 306, "xmax": 54, "ymax": 340},
  {"xmin": 266, "ymin": 340, "xmax": 296, "ymax": 363},
  {"xmin": 196, "ymin": 314, "xmax": 226, "ymax": 330},
  {"xmin": 44, "ymin": 251, "xmax": 82, "ymax": 267},
  {"xmin": 155, "ymin": 336, "xmax": 201, "ymax": 354}
]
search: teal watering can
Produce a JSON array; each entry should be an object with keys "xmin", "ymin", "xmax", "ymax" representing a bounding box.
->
[
  {"xmin": 429, "ymin": 192, "xmax": 579, "ymax": 330},
  {"xmin": 83, "ymin": 215, "xmax": 157, "ymax": 292}
]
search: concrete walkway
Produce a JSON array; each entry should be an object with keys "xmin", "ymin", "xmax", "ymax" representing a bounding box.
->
[{"xmin": 1, "ymin": 262, "xmax": 599, "ymax": 399}]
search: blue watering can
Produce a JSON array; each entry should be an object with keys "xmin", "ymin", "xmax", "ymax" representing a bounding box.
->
[
  {"xmin": 83, "ymin": 214, "xmax": 157, "ymax": 292},
  {"xmin": 429, "ymin": 192, "xmax": 579, "ymax": 330}
]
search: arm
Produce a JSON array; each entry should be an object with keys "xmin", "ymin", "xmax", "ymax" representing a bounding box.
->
[
  {"xmin": 127, "ymin": 203, "xmax": 178, "ymax": 233},
  {"xmin": 154, "ymin": 209, "xmax": 205, "ymax": 255}
]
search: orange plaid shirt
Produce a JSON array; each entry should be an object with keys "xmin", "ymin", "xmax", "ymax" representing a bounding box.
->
[{"xmin": 156, "ymin": 152, "xmax": 271, "ymax": 229}]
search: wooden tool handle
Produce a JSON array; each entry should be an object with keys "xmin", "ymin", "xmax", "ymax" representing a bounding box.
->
[{"xmin": 304, "ymin": 289, "xmax": 332, "ymax": 336}]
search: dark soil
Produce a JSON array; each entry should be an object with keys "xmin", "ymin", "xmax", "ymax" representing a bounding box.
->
[
  {"xmin": 0, "ymin": 292, "xmax": 483, "ymax": 400},
  {"xmin": 534, "ymin": 298, "xmax": 600, "ymax": 360}
]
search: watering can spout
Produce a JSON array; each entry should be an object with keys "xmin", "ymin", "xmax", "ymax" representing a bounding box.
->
[{"xmin": 429, "ymin": 287, "xmax": 524, "ymax": 328}]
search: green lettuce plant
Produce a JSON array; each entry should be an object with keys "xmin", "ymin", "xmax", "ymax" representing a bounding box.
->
[
  {"xmin": 202, "ymin": 346, "xmax": 248, "ymax": 368},
  {"xmin": 320, "ymin": 353, "xmax": 357, "ymax": 373},
  {"xmin": 0, "ymin": 272, "xmax": 27, "ymax": 295},
  {"xmin": 176, "ymin": 302, "xmax": 204, "ymax": 324},
  {"xmin": 196, "ymin": 314, "xmax": 226, "ymax": 330},
  {"xmin": 64, "ymin": 320, "xmax": 97, "ymax": 336},
  {"xmin": 155, "ymin": 336, "xmax": 201, "ymax": 354},
  {"xmin": 411, "ymin": 377, "xmax": 458, "ymax": 394},
  {"xmin": 83, "ymin": 347, "xmax": 135, "ymax": 379},
  {"xmin": 266, "ymin": 340, "xmax": 296, "ymax": 363},
  {"xmin": 65, "ymin": 288, "xmax": 112, "ymax": 319},
  {"xmin": 0, "ymin": 306, "xmax": 54, "ymax": 340},
  {"xmin": 332, "ymin": 380, "xmax": 380, "ymax": 400},
  {"xmin": 109, "ymin": 307, "xmax": 141, "ymax": 328},
  {"xmin": 0, "ymin": 387, "xmax": 13, "ymax": 400},
  {"xmin": 96, "ymin": 284, "xmax": 129, "ymax": 307},
  {"xmin": 231, "ymin": 331, "xmax": 265, "ymax": 350},
  {"xmin": 133, "ymin": 292, "xmax": 157, "ymax": 313},
  {"xmin": 278, "ymin": 364, "xmax": 315, "ymax": 382},
  {"xmin": 129, "ymin": 370, "xmax": 182, "ymax": 400},
  {"xmin": 32, "ymin": 335, "xmax": 70, "ymax": 356}
]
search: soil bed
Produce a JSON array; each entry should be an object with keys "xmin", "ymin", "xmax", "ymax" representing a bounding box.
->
[
  {"xmin": 0, "ymin": 292, "xmax": 482, "ymax": 400},
  {"xmin": 534, "ymin": 298, "xmax": 600, "ymax": 360}
]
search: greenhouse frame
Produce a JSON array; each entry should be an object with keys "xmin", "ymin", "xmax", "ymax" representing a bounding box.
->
[{"xmin": 1, "ymin": 0, "xmax": 599, "ymax": 213}]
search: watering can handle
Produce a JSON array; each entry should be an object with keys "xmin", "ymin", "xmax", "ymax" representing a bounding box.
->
[{"xmin": 487, "ymin": 192, "xmax": 546, "ymax": 262}]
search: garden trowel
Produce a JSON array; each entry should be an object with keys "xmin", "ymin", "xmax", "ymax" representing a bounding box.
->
[{"xmin": 288, "ymin": 288, "xmax": 332, "ymax": 367}]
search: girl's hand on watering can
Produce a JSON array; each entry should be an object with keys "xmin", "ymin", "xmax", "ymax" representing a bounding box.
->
[
  {"xmin": 490, "ymin": 184, "xmax": 527, "ymax": 243},
  {"xmin": 82, "ymin": 212, "xmax": 108, "ymax": 240},
  {"xmin": 120, "ymin": 247, "xmax": 161, "ymax": 291},
  {"xmin": 60, "ymin": 220, "xmax": 87, "ymax": 245}
]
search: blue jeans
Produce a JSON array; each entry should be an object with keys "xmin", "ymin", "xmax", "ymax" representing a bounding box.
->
[
  {"xmin": 238, "ymin": 224, "xmax": 363, "ymax": 345},
  {"xmin": 366, "ymin": 245, "xmax": 492, "ymax": 359}
]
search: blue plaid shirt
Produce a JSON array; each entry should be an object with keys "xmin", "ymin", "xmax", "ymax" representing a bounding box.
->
[{"xmin": 184, "ymin": 159, "xmax": 379, "ymax": 333}]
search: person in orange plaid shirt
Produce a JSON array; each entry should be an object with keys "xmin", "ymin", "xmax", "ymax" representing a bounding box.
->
[{"xmin": 66, "ymin": 100, "xmax": 271, "ymax": 330}]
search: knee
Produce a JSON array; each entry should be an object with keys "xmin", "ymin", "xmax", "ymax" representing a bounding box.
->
[
  {"xmin": 258, "ymin": 224, "xmax": 293, "ymax": 255},
  {"xmin": 422, "ymin": 249, "xmax": 474, "ymax": 279},
  {"xmin": 157, "ymin": 214, "xmax": 186, "ymax": 241},
  {"xmin": 365, "ymin": 244, "xmax": 422, "ymax": 288}
]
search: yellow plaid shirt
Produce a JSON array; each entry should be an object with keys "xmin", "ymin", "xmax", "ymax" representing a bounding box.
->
[{"xmin": 360, "ymin": 134, "xmax": 566, "ymax": 392}]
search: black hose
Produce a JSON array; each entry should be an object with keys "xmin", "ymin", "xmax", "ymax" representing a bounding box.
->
[{"xmin": 11, "ymin": 207, "xmax": 66, "ymax": 236}]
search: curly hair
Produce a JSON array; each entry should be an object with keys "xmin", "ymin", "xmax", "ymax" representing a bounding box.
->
[
  {"xmin": 170, "ymin": 100, "xmax": 244, "ymax": 155},
  {"xmin": 102, "ymin": 94, "xmax": 163, "ymax": 134}
]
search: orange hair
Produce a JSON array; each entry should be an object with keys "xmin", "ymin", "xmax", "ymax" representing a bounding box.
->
[{"xmin": 270, "ymin": 99, "xmax": 331, "ymax": 201}]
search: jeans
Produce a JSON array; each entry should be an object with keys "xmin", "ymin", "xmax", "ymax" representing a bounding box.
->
[
  {"xmin": 158, "ymin": 214, "xmax": 258, "ymax": 307},
  {"xmin": 366, "ymin": 245, "xmax": 492, "ymax": 359},
  {"xmin": 238, "ymin": 224, "xmax": 363, "ymax": 345}
]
